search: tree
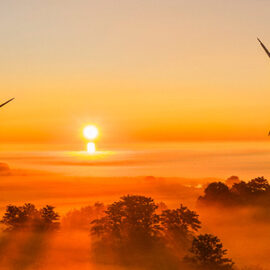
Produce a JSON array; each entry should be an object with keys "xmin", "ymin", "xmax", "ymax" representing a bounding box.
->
[
  {"xmin": 91, "ymin": 195, "xmax": 161, "ymax": 242},
  {"xmin": 1, "ymin": 203, "xmax": 59, "ymax": 232},
  {"xmin": 247, "ymin": 177, "xmax": 270, "ymax": 195},
  {"xmin": 39, "ymin": 205, "xmax": 60, "ymax": 231},
  {"xmin": 160, "ymin": 205, "xmax": 201, "ymax": 249},
  {"xmin": 231, "ymin": 177, "xmax": 270, "ymax": 205},
  {"xmin": 91, "ymin": 195, "xmax": 170, "ymax": 267},
  {"xmin": 184, "ymin": 234, "xmax": 234, "ymax": 270},
  {"xmin": 198, "ymin": 182, "xmax": 233, "ymax": 206},
  {"xmin": 204, "ymin": 182, "xmax": 230, "ymax": 200}
]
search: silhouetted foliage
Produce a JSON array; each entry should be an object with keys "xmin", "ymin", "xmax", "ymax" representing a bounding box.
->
[
  {"xmin": 91, "ymin": 195, "xmax": 183, "ymax": 268},
  {"xmin": 91, "ymin": 195, "xmax": 161, "ymax": 244},
  {"xmin": 198, "ymin": 177, "xmax": 270, "ymax": 207},
  {"xmin": 184, "ymin": 234, "xmax": 234, "ymax": 270},
  {"xmin": 1, "ymin": 203, "xmax": 60, "ymax": 232},
  {"xmin": 161, "ymin": 204, "xmax": 201, "ymax": 249},
  {"xmin": 200, "ymin": 182, "xmax": 232, "ymax": 202},
  {"xmin": 0, "ymin": 196, "xmax": 239, "ymax": 269}
]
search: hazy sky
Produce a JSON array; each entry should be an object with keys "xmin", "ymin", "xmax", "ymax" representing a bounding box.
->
[{"xmin": 1, "ymin": 0, "xmax": 270, "ymax": 148}]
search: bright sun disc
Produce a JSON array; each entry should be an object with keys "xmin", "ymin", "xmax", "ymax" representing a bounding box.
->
[{"xmin": 83, "ymin": 125, "xmax": 98, "ymax": 140}]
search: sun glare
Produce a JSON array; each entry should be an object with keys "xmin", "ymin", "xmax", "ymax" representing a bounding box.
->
[
  {"xmin": 83, "ymin": 125, "xmax": 98, "ymax": 140},
  {"xmin": 87, "ymin": 142, "xmax": 96, "ymax": 154}
]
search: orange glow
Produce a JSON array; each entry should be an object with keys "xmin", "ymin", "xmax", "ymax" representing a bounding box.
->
[{"xmin": 0, "ymin": 1, "xmax": 269, "ymax": 148}]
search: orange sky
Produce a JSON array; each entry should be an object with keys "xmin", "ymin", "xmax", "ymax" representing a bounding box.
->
[{"xmin": 1, "ymin": 0, "xmax": 270, "ymax": 149}]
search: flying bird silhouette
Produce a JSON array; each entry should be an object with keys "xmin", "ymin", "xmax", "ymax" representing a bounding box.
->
[
  {"xmin": 0, "ymin": 98, "xmax": 15, "ymax": 108},
  {"xmin": 257, "ymin": 38, "xmax": 270, "ymax": 58}
]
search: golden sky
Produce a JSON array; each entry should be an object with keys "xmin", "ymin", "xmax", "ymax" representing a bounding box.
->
[{"xmin": 1, "ymin": 0, "xmax": 270, "ymax": 149}]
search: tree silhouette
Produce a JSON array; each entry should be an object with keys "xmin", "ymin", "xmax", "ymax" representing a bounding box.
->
[
  {"xmin": 184, "ymin": 234, "xmax": 234, "ymax": 270},
  {"xmin": 246, "ymin": 177, "xmax": 270, "ymax": 194},
  {"xmin": 39, "ymin": 205, "xmax": 60, "ymax": 231},
  {"xmin": 198, "ymin": 182, "xmax": 233, "ymax": 206},
  {"xmin": 90, "ymin": 195, "xmax": 238, "ymax": 269},
  {"xmin": 91, "ymin": 195, "xmax": 180, "ymax": 267},
  {"xmin": 1, "ymin": 203, "xmax": 59, "ymax": 231},
  {"xmin": 160, "ymin": 204, "xmax": 201, "ymax": 249},
  {"xmin": 91, "ymin": 195, "xmax": 161, "ymax": 242},
  {"xmin": 205, "ymin": 182, "xmax": 231, "ymax": 200},
  {"xmin": 198, "ymin": 177, "xmax": 270, "ymax": 207}
]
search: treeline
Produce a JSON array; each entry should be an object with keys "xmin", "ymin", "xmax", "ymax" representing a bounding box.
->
[
  {"xmin": 198, "ymin": 177, "xmax": 270, "ymax": 207},
  {"xmin": 90, "ymin": 195, "xmax": 233, "ymax": 270},
  {"xmin": 0, "ymin": 196, "xmax": 234, "ymax": 270},
  {"xmin": 1, "ymin": 203, "xmax": 60, "ymax": 232}
]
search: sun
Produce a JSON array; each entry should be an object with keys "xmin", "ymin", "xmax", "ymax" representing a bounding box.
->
[{"xmin": 83, "ymin": 125, "xmax": 99, "ymax": 140}]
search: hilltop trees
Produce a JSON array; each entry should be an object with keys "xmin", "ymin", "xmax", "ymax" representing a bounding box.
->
[
  {"xmin": 199, "ymin": 182, "xmax": 233, "ymax": 205},
  {"xmin": 198, "ymin": 177, "xmax": 270, "ymax": 207},
  {"xmin": 1, "ymin": 203, "xmax": 60, "ymax": 232}
]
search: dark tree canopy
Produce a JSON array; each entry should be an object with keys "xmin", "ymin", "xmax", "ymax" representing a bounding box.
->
[
  {"xmin": 90, "ymin": 195, "xmax": 204, "ymax": 268},
  {"xmin": 246, "ymin": 177, "xmax": 270, "ymax": 194},
  {"xmin": 198, "ymin": 177, "xmax": 270, "ymax": 207},
  {"xmin": 1, "ymin": 203, "xmax": 60, "ymax": 232},
  {"xmin": 161, "ymin": 204, "xmax": 201, "ymax": 244},
  {"xmin": 204, "ymin": 182, "xmax": 231, "ymax": 200},
  {"xmin": 91, "ymin": 195, "xmax": 160, "ymax": 242},
  {"xmin": 161, "ymin": 204, "xmax": 201, "ymax": 233},
  {"xmin": 160, "ymin": 204, "xmax": 201, "ymax": 254},
  {"xmin": 185, "ymin": 234, "xmax": 234, "ymax": 270},
  {"xmin": 91, "ymin": 195, "xmax": 167, "ymax": 267}
]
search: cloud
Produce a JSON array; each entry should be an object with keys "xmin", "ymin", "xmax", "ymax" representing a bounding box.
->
[
  {"xmin": 0, "ymin": 163, "xmax": 11, "ymax": 175},
  {"xmin": 43, "ymin": 159, "xmax": 145, "ymax": 167},
  {"xmin": 0, "ymin": 162, "xmax": 52, "ymax": 177}
]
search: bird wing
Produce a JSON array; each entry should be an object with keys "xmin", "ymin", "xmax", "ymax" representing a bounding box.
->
[
  {"xmin": 0, "ymin": 98, "xmax": 15, "ymax": 108},
  {"xmin": 258, "ymin": 38, "xmax": 270, "ymax": 58}
]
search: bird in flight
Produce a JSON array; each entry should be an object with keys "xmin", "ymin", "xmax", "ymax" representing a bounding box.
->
[
  {"xmin": 0, "ymin": 98, "xmax": 15, "ymax": 108},
  {"xmin": 257, "ymin": 38, "xmax": 270, "ymax": 58}
]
